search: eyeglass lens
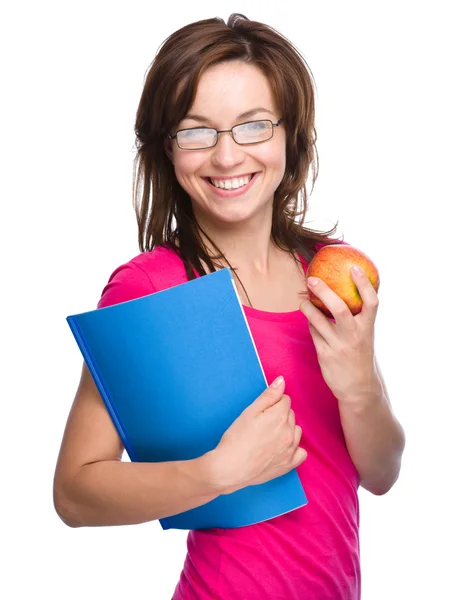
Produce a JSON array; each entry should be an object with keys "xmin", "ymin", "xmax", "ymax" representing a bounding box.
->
[{"xmin": 177, "ymin": 120, "xmax": 274, "ymax": 149}]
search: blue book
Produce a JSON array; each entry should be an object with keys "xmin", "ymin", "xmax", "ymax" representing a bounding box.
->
[{"xmin": 66, "ymin": 268, "xmax": 307, "ymax": 530}]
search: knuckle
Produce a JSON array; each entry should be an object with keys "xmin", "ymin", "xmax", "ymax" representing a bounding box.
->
[{"xmin": 335, "ymin": 305, "xmax": 348, "ymax": 318}]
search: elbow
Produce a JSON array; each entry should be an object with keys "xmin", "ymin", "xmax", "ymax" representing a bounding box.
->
[
  {"xmin": 53, "ymin": 482, "xmax": 83, "ymax": 528},
  {"xmin": 57, "ymin": 514, "xmax": 82, "ymax": 529},
  {"xmin": 361, "ymin": 461, "xmax": 403, "ymax": 496},
  {"xmin": 361, "ymin": 477, "xmax": 397, "ymax": 496},
  {"xmin": 365, "ymin": 427, "xmax": 406, "ymax": 496},
  {"xmin": 367, "ymin": 482, "xmax": 395, "ymax": 496}
]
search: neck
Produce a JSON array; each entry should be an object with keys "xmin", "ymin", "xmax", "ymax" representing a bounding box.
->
[{"xmin": 193, "ymin": 209, "xmax": 280, "ymax": 279}]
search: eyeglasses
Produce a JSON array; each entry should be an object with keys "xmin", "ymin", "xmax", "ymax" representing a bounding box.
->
[{"xmin": 168, "ymin": 119, "xmax": 283, "ymax": 150}]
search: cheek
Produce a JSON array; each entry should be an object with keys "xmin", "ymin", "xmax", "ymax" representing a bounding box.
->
[
  {"xmin": 259, "ymin": 136, "xmax": 286, "ymax": 170},
  {"xmin": 260, "ymin": 143, "xmax": 286, "ymax": 181},
  {"xmin": 173, "ymin": 152, "xmax": 204, "ymax": 182}
]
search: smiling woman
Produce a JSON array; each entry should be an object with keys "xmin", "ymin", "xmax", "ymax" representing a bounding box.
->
[
  {"xmin": 164, "ymin": 61, "xmax": 288, "ymax": 237},
  {"xmin": 131, "ymin": 14, "xmax": 340, "ymax": 288},
  {"xmin": 53, "ymin": 12, "xmax": 405, "ymax": 600}
]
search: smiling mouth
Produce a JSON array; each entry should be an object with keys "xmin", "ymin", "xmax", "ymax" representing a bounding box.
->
[{"xmin": 206, "ymin": 173, "xmax": 256, "ymax": 190}]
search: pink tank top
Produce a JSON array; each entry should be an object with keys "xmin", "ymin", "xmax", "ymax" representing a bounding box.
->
[{"xmin": 97, "ymin": 243, "xmax": 361, "ymax": 600}]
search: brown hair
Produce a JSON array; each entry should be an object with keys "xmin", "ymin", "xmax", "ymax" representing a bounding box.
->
[{"xmin": 132, "ymin": 13, "xmax": 341, "ymax": 283}]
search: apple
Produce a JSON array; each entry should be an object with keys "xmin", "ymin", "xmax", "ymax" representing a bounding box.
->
[{"xmin": 306, "ymin": 244, "xmax": 380, "ymax": 318}]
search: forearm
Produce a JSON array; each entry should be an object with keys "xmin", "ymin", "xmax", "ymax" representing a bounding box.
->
[
  {"xmin": 55, "ymin": 451, "xmax": 221, "ymax": 528},
  {"xmin": 338, "ymin": 391, "xmax": 406, "ymax": 495}
]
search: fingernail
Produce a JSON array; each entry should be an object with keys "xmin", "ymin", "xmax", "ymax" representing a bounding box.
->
[
  {"xmin": 271, "ymin": 376, "xmax": 284, "ymax": 388},
  {"xmin": 308, "ymin": 277, "xmax": 319, "ymax": 287},
  {"xmin": 352, "ymin": 265, "xmax": 363, "ymax": 275}
]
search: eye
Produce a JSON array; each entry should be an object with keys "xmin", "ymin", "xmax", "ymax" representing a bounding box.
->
[
  {"xmin": 176, "ymin": 127, "xmax": 217, "ymax": 149},
  {"xmin": 183, "ymin": 128, "xmax": 204, "ymax": 137},
  {"xmin": 244, "ymin": 120, "xmax": 268, "ymax": 130}
]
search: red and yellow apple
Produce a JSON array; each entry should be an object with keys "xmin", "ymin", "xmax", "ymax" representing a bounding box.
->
[{"xmin": 306, "ymin": 244, "xmax": 380, "ymax": 318}]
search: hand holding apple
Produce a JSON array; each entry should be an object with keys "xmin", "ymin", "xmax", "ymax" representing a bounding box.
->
[
  {"xmin": 300, "ymin": 243, "xmax": 382, "ymax": 404},
  {"xmin": 306, "ymin": 244, "xmax": 380, "ymax": 319}
]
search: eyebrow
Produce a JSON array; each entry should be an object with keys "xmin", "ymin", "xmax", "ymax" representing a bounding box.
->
[{"xmin": 183, "ymin": 107, "xmax": 274, "ymax": 124}]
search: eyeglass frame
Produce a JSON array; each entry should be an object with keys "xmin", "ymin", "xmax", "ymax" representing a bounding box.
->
[{"xmin": 167, "ymin": 118, "xmax": 283, "ymax": 150}]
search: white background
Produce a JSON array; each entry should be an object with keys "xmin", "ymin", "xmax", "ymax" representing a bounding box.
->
[{"xmin": 2, "ymin": 1, "xmax": 467, "ymax": 598}]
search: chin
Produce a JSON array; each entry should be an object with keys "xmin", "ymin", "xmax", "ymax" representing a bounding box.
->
[{"xmin": 199, "ymin": 198, "xmax": 274, "ymax": 227}]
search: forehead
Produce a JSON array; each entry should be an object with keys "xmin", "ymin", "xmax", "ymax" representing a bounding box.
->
[{"xmin": 188, "ymin": 61, "xmax": 277, "ymax": 120}]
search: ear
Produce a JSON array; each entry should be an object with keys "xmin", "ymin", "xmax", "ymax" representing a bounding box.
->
[{"xmin": 164, "ymin": 136, "xmax": 174, "ymax": 163}]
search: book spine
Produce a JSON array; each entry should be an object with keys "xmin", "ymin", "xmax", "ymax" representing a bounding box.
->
[
  {"xmin": 228, "ymin": 274, "xmax": 267, "ymax": 386},
  {"xmin": 66, "ymin": 317, "xmax": 138, "ymax": 462}
]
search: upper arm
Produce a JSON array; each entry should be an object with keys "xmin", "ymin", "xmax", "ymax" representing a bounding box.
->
[
  {"xmin": 54, "ymin": 255, "xmax": 161, "ymax": 506},
  {"xmin": 55, "ymin": 259, "xmax": 157, "ymax": 505},
  {"xmin": 53, "ymin": 362, "xmax": 125, "ymax": 500}
]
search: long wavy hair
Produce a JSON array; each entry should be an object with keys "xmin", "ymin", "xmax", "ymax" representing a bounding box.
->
[{"xmin": 132, "ymin": 13, "xmax": 341, "ymax": 284}]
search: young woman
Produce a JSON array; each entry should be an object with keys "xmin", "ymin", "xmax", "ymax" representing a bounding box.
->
[{"xmin": 54, "ymin": 14, "xmax": 405, "ymax": 599}]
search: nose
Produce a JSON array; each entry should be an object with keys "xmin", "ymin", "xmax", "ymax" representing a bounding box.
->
[{"xmin": 211, "ymin": 131, "xmax": 245, "ymax": 169}]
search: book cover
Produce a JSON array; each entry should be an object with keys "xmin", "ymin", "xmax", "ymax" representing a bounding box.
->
[{"xmin": 66, "ymin": 268, "xmax": 307, "ymax": 530}]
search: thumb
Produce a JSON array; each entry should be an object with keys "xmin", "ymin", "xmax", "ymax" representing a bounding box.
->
[{"xmin": 252, "ymin": 376, "xmax": 285, "ymax": 412}]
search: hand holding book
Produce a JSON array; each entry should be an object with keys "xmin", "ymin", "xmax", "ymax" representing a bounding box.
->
[
  {"xmin": 208, "ymin": 376, "xmax": 307, "ymax": 495},
  {"xmin": 66, "ymin": 269, "xmax": 307, "ymax": 529}
]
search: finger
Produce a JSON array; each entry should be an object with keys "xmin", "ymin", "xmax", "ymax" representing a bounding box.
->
[
  {"xmin": 306, "ymin": 277, "xmax": 354, "ymax": 329},
  {"xmin": 288, "ymin": 408, "xmax": 296, "ymax": 429},
  {"xmin": 350, "ymin": 266, "xmax": 380, "ymax": 324},
  {"xmin": 293, "ymin": 446, "xmax": 307, "ymax": 467},
  {"xmin": 300, "ymin": 297, "xmax": 342, "ymax": 348},
  {"xmin": 267, "ymin": 393, "xmax": 291, "ymax": 417},
  {"xmin": 299, "ymin": 302, "xmax": 332, "ymax": 350},
  {"xmin": 293, "ymin": 424, "xmax": 302, "ymax": 447},
  {"xmin": 253, "ymin": 377, "xmax": 286, "ymax": 414}
]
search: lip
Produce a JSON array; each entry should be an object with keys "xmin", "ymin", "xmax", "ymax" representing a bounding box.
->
[
  {"xmin": 207, "ymin": 172, "xmax": 256, "ymax": 182},
  {"xmin": 203, "ymin": 172, "xmax": 260, "ymax": 198}
]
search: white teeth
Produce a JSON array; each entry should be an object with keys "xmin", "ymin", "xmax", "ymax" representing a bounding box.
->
[{"xmin": 210, "ymin": 175, "xmax": 252, "ymax": 189}]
